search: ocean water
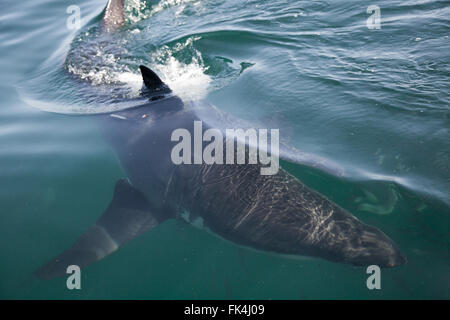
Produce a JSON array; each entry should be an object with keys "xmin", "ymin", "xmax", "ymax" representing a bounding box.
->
[{"xmin": 0, "ymin": 0, "xmax": 449, "ymax": 299}]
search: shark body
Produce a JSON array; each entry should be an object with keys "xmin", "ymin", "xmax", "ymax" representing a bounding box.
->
[{"xmin": 35, "ymin": 0, "xmax": 406, "ymax": 279}]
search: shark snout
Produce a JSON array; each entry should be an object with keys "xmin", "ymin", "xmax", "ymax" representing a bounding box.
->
[{"xmin": 343, "ymin": 225, "xmax": 407, "ymax": 268}]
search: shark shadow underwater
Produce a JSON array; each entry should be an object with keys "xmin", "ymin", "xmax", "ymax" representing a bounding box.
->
[{"xmin": 35, "ymin": 0, "xmax": 406, "ymax": 279}]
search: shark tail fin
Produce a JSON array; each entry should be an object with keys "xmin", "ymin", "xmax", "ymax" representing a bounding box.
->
[
  {"xmin": 34, "ymin": 179, "xmax": 163, "ymax": 279},
  {"xmin": 102, "ymin": 0, "xmax": 125, "ymax": 32}
]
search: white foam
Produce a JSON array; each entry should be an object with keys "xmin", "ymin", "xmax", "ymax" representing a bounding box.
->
[
  {"xmin": 151, "ymin": 36, "xmax": 211, "ymax": 100},
  {"xmin": 115, "ymin": 71, "xmax": 143, "ymax": 98},
  {"xmin": 157, "ymin": 56, "xmax": 210, "ymax": 100},
  {"xmin": 124, "ymin": 0, "xmax": 151, "ymax": 24}
]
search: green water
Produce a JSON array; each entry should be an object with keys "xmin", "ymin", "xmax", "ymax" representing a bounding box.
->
[{"xmin": 0, "ymin": 0, "xmax": 449, "ymax": 299}]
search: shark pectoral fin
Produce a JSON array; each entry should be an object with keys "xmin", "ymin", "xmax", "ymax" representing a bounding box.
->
[{"xmin": 35, "ymin": 179, "xmax": 161, "ymax": 279}]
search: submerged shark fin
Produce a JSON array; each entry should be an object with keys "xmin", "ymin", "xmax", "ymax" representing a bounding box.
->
[
  {"xmin": 35, "ymin": 179, "xmax": 162, "ymax": 279},
  {"xmin": 102, "ymin": 0, "xmax": 125, "ymax": 32},
  {"xmin": 139, "ymin": 65, "xmax": 172, "ymax": 94}
]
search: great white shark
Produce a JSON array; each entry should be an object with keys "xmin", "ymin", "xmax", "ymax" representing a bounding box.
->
[{"xmin": 35, "ymin": 0, "xmax": 406, "ymax": 279}]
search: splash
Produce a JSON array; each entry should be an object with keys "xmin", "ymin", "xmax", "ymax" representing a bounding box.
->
[
  {"xmin": 124, "ymin": 0, "xmax": 151, "ymax": 24},
  {"xmin": 151, "ymin": 36, "xmax": 211, "ymax": 100},
  {"xmin": 157, "ymin": 55, "xmax": 211, "ymax": 100}
]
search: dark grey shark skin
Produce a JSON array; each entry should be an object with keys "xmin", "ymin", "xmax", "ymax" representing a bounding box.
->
[
  {"xmin": 106, "ymin": 96, "xmax": 407, "ymax": 265},
  {"xmin": 34, "ymin": 1, "xmax": 406, "ymax": 279}
]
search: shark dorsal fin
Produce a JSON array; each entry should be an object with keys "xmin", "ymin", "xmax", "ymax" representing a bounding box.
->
[{"xmin": 139, "ymin": 65, "xmax": 166, "ymax": 90}]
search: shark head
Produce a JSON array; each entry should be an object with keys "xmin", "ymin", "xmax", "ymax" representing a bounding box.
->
[
  {"xmin": 316, "ymin": 214, "xmax": 407, "ymax": 268},
  {"xmin": 339, "ymin": 225, "xmax": 407, "ymax": 268}
]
